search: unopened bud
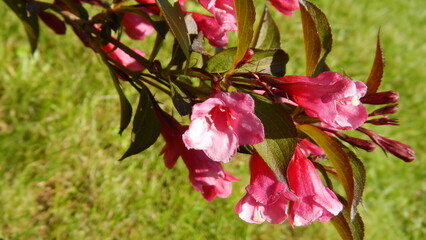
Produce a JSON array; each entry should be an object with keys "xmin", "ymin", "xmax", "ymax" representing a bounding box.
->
[
  {"xmin": 333, "ymin": 131, "xmax": 376, "ymax": 152},
  {"xmin": 365, "ymin": 117, "xmax": 399, "ymax": 126},
  {"xmin": 358, "ymin": 127, "xmax": 415, "ymax": 162},
  {"xmin": 369, "ymin": 104, "xmax": 399, "ymax": 116},
  {"xmin": 360, "ymin": 91, "xmax": 399, "ymax": 105}
]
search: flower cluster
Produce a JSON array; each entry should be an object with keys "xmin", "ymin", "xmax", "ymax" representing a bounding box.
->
[{"xmin": 7, "ymin": 0, "xmax": 416, "ymax": 238}]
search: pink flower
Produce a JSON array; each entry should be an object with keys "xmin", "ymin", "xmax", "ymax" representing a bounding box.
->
[
  {"xmin": 287, "ymin": 147, "xmax": 343, "ymax": 226},
  {"xmin": 269, "ymin": 0, "xmax": 300, "ymax": 16},
  {"xmin": 182, "ymin": 147, "xmax": 239, "ymax": 201},
  {"xmin": 235, "ymin": 151, "xmax": 297, "ymax": 224},
  {"xmin": 190, "ymin": 13, "xmax": 228, "ymax": 47},
  {"xmin": 158, "ymin": 111, "xmax": 239, "ymax": 201},
  {"xmin": 199, "ymin": 0, "xmax": 237, "ymax": 31},
  {"xmin": 183, "ymin": 92, "xmax": 265, "ymax": 163},
  {"xmin": 122, "ymin": 11, "xmax": 155, "ymax": 40},
  {"xmin": 277, "ymin": 71, "xmax": 368, "ymax": 130},
  {"xmin": 101, "ymin": 43, "xmax": 145, "ymax": 72}
]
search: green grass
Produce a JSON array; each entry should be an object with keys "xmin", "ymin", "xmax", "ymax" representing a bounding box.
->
[{"xmin": 1, "ymin": 0, "xmax": 425, "ymax": 239}]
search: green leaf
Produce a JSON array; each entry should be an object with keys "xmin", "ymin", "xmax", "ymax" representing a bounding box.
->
[
  {"xmin": 119, "ymin": 86, "xmax": 161, "ymax": 160},
  {"xmin": 252, "ymin": 4, "xmax": 281, "ymax": 49},
  {"xmin": 108, "ymin": 68, "xmax": 133, "ymax": 135},
  {"xmin": 297, "ymin": 124, "xmax": 356, "ymax": 217},
  {"xmin": 340, "ymin": 143, "xmax": 366, "ymax": 219},
  {"xmin": 253, "ymin": 94, "xmax": 297, "ymax": 183},
  {"xmin": 231, "ymin": 0, "xmax": 256, "ymax": 70},
  {"xmin": 3, "ymin": 0, "xmax": 40, "ymax": 53},
  {"xmin": 365, "ymin": 29, "xmax": 385, "ymax": 95},
  {"xmin": 299, "ymin": 0, "xmax": 332, "ymax": 76},
  {"xmin": 331, "ymin": 197, "xmax": 365, "ymax": 240},
  {"xmin": 205, "ymin": 48, "xmax": 289, "ymax": 77},
  {"xmin": 170, "ymin": 76, "xmax": 193, "ymax": 116},
  {"xmin": 156, "ymin": 0, "xmax": 190, "ymax": 60}
]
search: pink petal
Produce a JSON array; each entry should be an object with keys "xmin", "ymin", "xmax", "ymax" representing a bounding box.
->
[
  {"xmin": 190, "ymin": 13, "xmax": 229, "ymax": 47},
  {"xmin": 123, "ymin": 12, "xmax": 155, "ymax": 40},
  {"xmin": 182, "ymin": 118, "xmax": 213, "ymax": 150},
  {"xmin": 269, "ymin": 0, "xmax": 300, "ymax": 16},
  {"xmin": 233, "ymin": 111, "xmax": 265, "ymax": 145},
  {"xmin": 204, "ymin": 128, "xmax": 238, "ymax": 162}
]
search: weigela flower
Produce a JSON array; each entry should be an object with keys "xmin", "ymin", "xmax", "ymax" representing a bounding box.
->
[
  {"xmin": 199, "ymin": 0, "xmax": 237, "ymax": 31},
  {"xmin": 122, "ymin": 12, "xmax": 155, "ymax": 40},
  {"xmin": 235, "ymin": 151, "xmax": 297, "ymax": 224},
  {"xmin": 277, "ymin": 71, "xmax": 368, "ymax": 130},
  {"xmin": 183, "ymin": 92, "xmax": 265, "ymax": 163},
  {"xmin": 159, "ymin": 111, "xmax": 238, "ymax": 201},
  {"xmin": 269, "ymin": 0, "xmax": 300, "ymax": 16},
  {"xmin": 287, "ymin": 147, "xmax": 343, "ymax": 226},
  {"xmin": 190, "ymin": 13, "xmax": 229, "ymax": 47},
  {"xmin": 101, "ymin": 43, "xmax": 145, "ymax": 72}
]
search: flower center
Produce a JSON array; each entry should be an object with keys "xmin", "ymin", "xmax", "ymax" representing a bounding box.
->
[{"xmin": 207, "ymin": 105, "xmax": 236, "ymax": 132}]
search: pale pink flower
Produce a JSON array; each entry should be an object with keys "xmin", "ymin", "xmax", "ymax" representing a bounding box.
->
[
  {"xmin": 199, "ymin": 0, "xmax": 237, "ymax": 31},
  {"xmin": 277, "ymin": 71, "xmax": 368, "ymax": 130},
  {"xmin": 158, "ymin": 112, "xmax": 238, "ymax": 201},
  {"xmin": 190, "ymin": 12, "xmax": 228, "ymax": 47},
  {"xmin": 269, "ymin": 0, "xmax": 300, "ymax": 16},
  {"xmin": 183, "ymin": 92, "xmax": 265, "ymax": 163},
  {"xmin": 235, "ymin": 151, "xmax": 297, "ymax": 224},
  {"xmin": 101, "ymin": 43, "xmax": 145, "ymax": 72},
  {"xmin": 287, "ymin": 147, "xmax": 343, "ymax": 226},
  {"xmin": 122, "ymin": 12, "xmax": 155, "ymax": 40}
]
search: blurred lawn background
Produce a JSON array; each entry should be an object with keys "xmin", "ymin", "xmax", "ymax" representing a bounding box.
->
[{"xmin": 0, "ymin": 0, "xmax": 425, "ymax": 239}]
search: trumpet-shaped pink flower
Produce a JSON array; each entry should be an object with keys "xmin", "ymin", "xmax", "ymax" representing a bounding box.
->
[
  {"xmin": 101, "ymin": 43, "xmax": 145, "ymax": 72},
  {"xmin": 183, "ymin": 92, "xmax": 265, "ymax": 163},
  {"xmin": 123, "ymin": 12, "xmax": 155, "ymax": 40},
  {"xmin": 190, "ymin": 12, "xmax": 228, "ymax": 47},
  {"xmin": 182, "ymin": 147, "xmax": 239, "ymax": 201},
  {"xmin": 269, "ymin": 0, "xmax": 300, "ymax": 16},
  {"xmin": 277, "ymin": 71, "xmax": 368, "ymax": 130},
  {"xmin": 287, "ymin": 147, "xmax": 343, "ymax": 226},
  {"xmin": 199, "ymin": 0, "xmax": 237, "ymax": 31},
  {"xmin": 235, "ymin": 151, "xmax": 297, "ymax": 224},
  {"xmin": 158, "ymin": 111, "xmax": 238, "ymax": 201}
]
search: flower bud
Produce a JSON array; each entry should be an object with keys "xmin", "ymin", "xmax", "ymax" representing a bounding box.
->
[
  {"xmin": 358, "ymin": 127, "xmax": 415, "ymax": 162},
  {"xmin": 369, "ymin": 104, "xmax": 399, "ymax": 116},
  {"xmin": 360, "ymin": 91, "xmax": 399, "ymax": 105},
  {"xmin": 365, "ymin": 117, "xmax": 399, "ymax": 126},
  {"xmin": 333, "ymin": 131, "xmax": 376, "ymax": 152}
]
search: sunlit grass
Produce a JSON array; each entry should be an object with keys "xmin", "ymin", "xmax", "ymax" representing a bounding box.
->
[{"xmin": 1, "ymin": 0, "xmax": 425, "ymax": 239}]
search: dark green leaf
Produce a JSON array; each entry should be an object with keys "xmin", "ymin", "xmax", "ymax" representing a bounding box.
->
[
  {"xmin": 205, "ymin": 48, "xmax": 289, "ymax": 77},
  {"xmin": 252, "ymin": 4, "xmax": 281, "ymax": 49},
  {"xmin": 3, "ymin": 0, "xmax": 39, "ymax": 53},
  {"xmin": 339, "ymin": 143, "xmax": 366, "ymax": 219},
  {"xmin": 297, "ymin": 124, "xmax": 356, "ymax": 217},
  {"xmin": 119, "ymin": 86, "xmax": 161, "ymax": 160},
  {"xmin": 331, "ymin": 196, "xmax": 365, "ymax": 240},
  {"xmin": 366, "ymin": 29, "xmax": 385, "ymax": 95},
  {"xmin": 253, "ymin": 94, "xmax": 297, "ymax": 183},
  {"xmin": 299, "ymin": 0, "xmax": 332, "ymax": 76},
  {"xmin": 108, "ymin": 68, "xmax": 133, "ymax": 135},
  {"xmin": 170, "ymin": 76, "xmax": 193, "ymax": 116},
  {"xmin": 231, "ymin": 0, "xmax": 256, "ymax": 70},
  {"xmin": 156, "ymin": 0, "xmax": 190, "ymax": 60}
]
